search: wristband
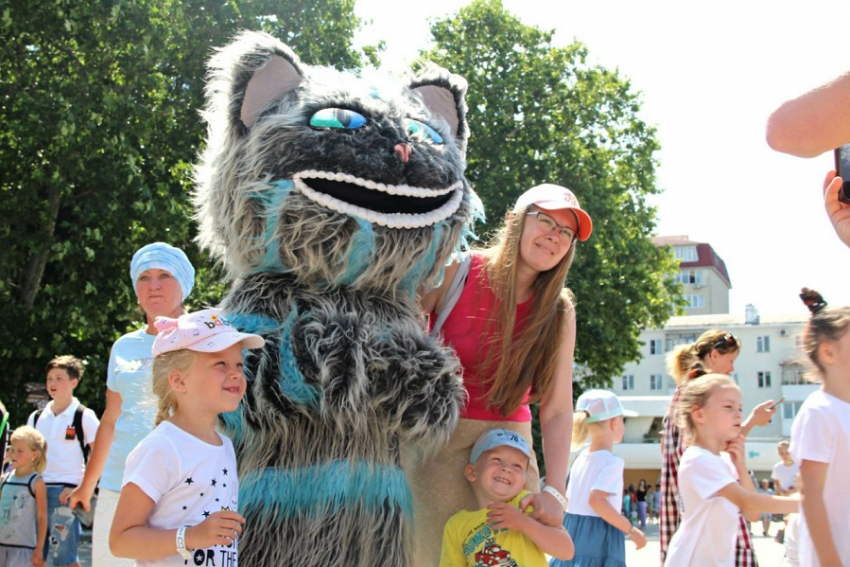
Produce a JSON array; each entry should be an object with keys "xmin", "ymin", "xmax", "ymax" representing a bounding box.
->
[
  {"xmin": 176, "ymin": 526, "xmax": 192, "ymax": 560},
  {"xmin": 542, "ymin": 485, "xmax": 568, "ymax": 511}
]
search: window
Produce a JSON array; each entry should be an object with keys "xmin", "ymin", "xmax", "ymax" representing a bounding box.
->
[
  {"xmin": 675, "ymin": 269, "xmax": 704, "ymax": 286},
  {"xmin": 757, "ymin": 371, "xmax": 772, "ymax": 388},
  {"xmin": 782, "ymin": 401, "xmax": 803, "ymax": 420},
  {"xmin": 674, "ymin": 246, "xmax": 698, "ymax": 262},
  {"xmin": 757, "ymin": 336, "xmax": 770, "ymax": 353},
  {"xmin": 782, "ymin": 367, "xmax": 807, "ymax": 385},
  {"xmin": 650, "ymin": 374, "xmax": 663, "ymax": 391},
  {"xmin": 649, "ymin": 339, "xmax": 662, "ymax": 355},
  {"xmin": 684, "ymin": 294, "xmax": 705, "ymax": 309},
  {"xmin": 622, "ymin": 375, "xmax": 634, "ymax": 391}
]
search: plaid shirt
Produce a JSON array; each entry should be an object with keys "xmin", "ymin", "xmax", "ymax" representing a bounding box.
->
[{"xmin": 660, "ymin": 386, "xmax": 759, "ymax": 567}]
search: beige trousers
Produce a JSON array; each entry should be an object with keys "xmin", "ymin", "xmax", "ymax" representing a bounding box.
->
[
  {"xmin": 92, "ymin": 488, "xmax": 134, "ymax": 567},
  {"xmin": 403, "ymin": 418, "xmax": 540, "ymax": 567}
]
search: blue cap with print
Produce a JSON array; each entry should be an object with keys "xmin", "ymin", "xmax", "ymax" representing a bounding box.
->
[
  {"xmin": 129, "ymin": 242, "xmax": 196, "ymax": 301},
  {"xmin": 470, "ymin": 428, "xmax": 532, "ymax": 464}
]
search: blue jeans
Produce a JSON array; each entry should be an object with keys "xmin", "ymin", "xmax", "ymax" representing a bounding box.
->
[{"xmin": 44, "ymin": 484, "xmax": 81, "ymax": 566}]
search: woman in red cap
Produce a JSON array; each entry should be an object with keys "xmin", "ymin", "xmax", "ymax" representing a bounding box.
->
[{"xmin": 410, "ymin": 183, "xmax": 592, "ymax": 567}]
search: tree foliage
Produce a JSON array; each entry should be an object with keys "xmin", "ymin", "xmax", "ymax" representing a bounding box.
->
[
  {"xmin": 0, "ymin": 0, "xmax": 370, "ymax": 423},
  {"xmin": 425, "ymin": 0, "xmax": 683, "ymax": 389}
]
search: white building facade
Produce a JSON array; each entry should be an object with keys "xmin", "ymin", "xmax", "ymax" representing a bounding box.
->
[{"xmin": 588, "ymin": 236, "xmax": 818, "ymax": 484}]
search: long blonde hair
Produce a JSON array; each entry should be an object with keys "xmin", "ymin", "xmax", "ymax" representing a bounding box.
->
[
  {"xmin": 10, "ymin": 425, "xmax": 47, "ymax": 474},
  {"xmin": 666, "ymin": 329, "xmax": 740, "ymax": 385},
  {"xmin": 479, "ymin": 206, "xmax": 577, "ymax": 416},
  {"xmin": 151, "ymin": 350, "xmax": 196, "ymax": 425},
  {"xmin": 675, "ymin": 373, "xmax": 738, "ymax": 442}
]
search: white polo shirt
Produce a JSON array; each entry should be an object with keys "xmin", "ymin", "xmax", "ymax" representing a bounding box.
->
[{"xmin": 28, "ymin": 397, "xmax": 99, "ymax": 485}]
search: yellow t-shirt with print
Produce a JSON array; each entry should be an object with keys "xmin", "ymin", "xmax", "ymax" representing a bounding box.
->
[{"xmin": 439, "ymin": 490, "xmax": 547, "ymax": 567}]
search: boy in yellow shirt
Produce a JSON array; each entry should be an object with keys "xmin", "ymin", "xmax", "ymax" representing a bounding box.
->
[{"xmin": 439, "ymin": 429, "xmax": 574, "ymax": 566}]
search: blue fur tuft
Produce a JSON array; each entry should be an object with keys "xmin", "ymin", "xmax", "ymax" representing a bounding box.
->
[
  {"xmin": 334, "ymin": 218, "xmax": 376, "ymax": 286},
  {"xmin": 278, "ymin": 308, "xmax": 319, "ymax": 406},
  {"xmin": 252, "ymin": 180, "xmax": 295, "ymax": 273},
  {"xmin": 240, "ymin": 460, "xmax": 413, "ymax": 522}
]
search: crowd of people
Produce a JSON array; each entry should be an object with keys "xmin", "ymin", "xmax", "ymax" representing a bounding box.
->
[{"xmin": 1, "ymin": 69, "xmax": 849, "ymax": 567}]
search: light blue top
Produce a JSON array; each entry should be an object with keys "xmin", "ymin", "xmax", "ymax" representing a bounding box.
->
[
  {"xmin": 101, "ymin": 327, "xmax": 157, "ymax": 491},
  {"xmin": 0, "ymin": 471, "xmax": 39, "ymax": 549}
]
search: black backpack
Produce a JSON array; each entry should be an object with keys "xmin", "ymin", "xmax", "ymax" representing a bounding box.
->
[{"xmin": 31, "ymin": 404, "xmax": 90, "ymax": 463}]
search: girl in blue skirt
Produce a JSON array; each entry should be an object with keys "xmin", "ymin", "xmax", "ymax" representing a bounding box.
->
[{"xmin": 550, "ymin": 390, "xmax": 646, "ymax": 567}]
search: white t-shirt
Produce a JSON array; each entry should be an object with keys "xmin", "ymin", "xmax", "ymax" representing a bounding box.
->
[
  {"xmin": 123, "ymin": 421, "xmax": 239, "ymax": 567},
  {"xmin": 28, "ymin": 397, "xmax": 99, "ymax": 485},
  {"xmin": 771, "ymin": 460, "xmax": 800, "ymax": 493},
  {"xmin": 565, "ymin": 449, "xmax": 624, "ymax": 517},
  {"xmin": 790, "ymin": 390, "xmax": 850, "ymax": 567},
  {"xmin": 663, "ymin": 446, "xmax": 739, "ymax": 567}
]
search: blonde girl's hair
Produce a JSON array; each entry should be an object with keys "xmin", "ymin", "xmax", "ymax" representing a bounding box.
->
[
  {"xmin": 151, "ymin": 349, "xmax": 196, "ymax": 426},
  {"xmin": 799, "ymin": 288, "xmax": 850, "ymax": 382},
  {"xmin": 666, "ymin": 329, "xmax": 741, "ymax": 385},
  {"xmin": 10, "ymin": 425, "xmax": 47, "ymax": 474},
  {"xmin": 675, "ymin": 373, "xmax": 738, "ymax": 442},
  {"xmin": 570, "ymin": 410, "xmax": 610, "ymax": 450},
  {"xmin": 478, "ymin": 205, "xmax": 577, "ymax": 416}
]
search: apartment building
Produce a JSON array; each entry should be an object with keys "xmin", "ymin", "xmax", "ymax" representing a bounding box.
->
[{"xmin": 585, "ymin": 236, "xmax": 818, "ymax": 485}]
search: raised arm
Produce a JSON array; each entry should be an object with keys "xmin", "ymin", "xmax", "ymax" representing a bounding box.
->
[{"xmin": 766, "ymin": 71, "xmax": 850, "ymax": 157}]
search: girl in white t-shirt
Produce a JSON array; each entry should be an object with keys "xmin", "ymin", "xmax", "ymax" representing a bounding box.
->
[
  {"xmin": 664, "ymin": 374, "xmax": 798, "ymax": 567},
  {"xmin": 109, "ymin": 309, "xmax": 264, "ymax": 566},
  {"xmin": 551, "ymin": 390, "xmax": 646, "ymax": 567},
  {"xmin": 790, "ymin": 288, "xmax": 850, "ymax": 567}
]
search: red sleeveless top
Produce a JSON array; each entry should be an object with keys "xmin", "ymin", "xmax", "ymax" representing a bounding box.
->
[{"xmin": 431, "ymin": 252, "xmax": 533, "ymax": 422}]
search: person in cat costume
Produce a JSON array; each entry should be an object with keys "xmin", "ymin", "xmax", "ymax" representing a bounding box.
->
[{"xmin": 192, "ymin": 31, "xmax": 482, "ymax": 566}]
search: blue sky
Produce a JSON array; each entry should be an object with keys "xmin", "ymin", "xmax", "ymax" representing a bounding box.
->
[{"xmin": 354, "ymin": 0, "xmax": 850, "ymax": 316}]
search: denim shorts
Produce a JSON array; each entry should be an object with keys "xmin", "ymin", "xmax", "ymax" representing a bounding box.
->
[{"xmin": 44, "ymin": 484, "xmax": 81, "ymax": 566}]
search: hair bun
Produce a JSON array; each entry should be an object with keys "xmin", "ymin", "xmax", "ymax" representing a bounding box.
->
[
  {"xmin": 800, "ymin": 287, "xmax": 827, "ymax": 314},
  {"xmin": 687, "ymin": 361, "xmax": 708, "ymax": 380}
]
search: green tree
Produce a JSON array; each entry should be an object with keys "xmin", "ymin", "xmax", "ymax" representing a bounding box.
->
[
  {"xmin": 0, "ymin": 0, "xmax": 371, "ymax": 423},
  {"xmin": 426, "ymin": 0, "xmax": 682, "ymax": 390}
]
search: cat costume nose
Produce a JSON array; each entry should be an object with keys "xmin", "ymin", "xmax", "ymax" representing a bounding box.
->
[{"xmin": 394, "ymin": 143, "xmax": 413, "ymax": 163}]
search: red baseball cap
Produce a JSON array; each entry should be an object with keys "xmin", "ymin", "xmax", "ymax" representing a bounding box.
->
[{"xmin": 512, "ymin": 184, "xmax": 593, "ymax": 241}]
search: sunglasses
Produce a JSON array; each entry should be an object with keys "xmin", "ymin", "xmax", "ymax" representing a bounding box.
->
[{"xmin": 711, "ymin": 333, "xmax": 738, "ymax": 350}]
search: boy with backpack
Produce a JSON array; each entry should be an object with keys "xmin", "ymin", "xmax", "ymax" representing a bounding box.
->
[{"xmin": 28, "ymin": 355, "xmax": 99, "ymax": 567}]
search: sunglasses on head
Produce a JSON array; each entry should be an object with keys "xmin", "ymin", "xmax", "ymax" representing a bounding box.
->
[{"xmin": 711, "ymin": 333, "xmax": 737, "ymax": 350}]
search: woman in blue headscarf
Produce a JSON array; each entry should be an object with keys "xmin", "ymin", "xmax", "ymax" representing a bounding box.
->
[{"xmin": 68, "ymin": 242, "xmax": 195, "ymax": 567}]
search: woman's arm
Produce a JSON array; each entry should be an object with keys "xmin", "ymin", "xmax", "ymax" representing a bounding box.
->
[
  {"xmin": 766, "ymin": 70, "xmax": 850, "ymax": 157},
  {"xmin": 524, "ymin": 309, "xmax": 575, "ymax": 525},
  {"xmin": 588, "ymin": 490, "xmax": 647, "ymax": 549},
  {"xmin": 799, "ymin": 459, "xmax": 842, "ymax": 567},
  {"xmin": 110, "ymin": 483, "xmax": 245, "ymax": 559},
  {"xmin": 740, "ymin": 400, "xmax": 776, "ymax": 437},
  {"xmin": 33, "ymin": 476, "xmax": 48, "ymax": 567},
  {"xmin": 69, "ymin": 388, "xmax": 122, "ymax": 510}
]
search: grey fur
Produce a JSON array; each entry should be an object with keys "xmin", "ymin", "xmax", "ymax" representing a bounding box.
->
[{"xmin": 193, "ymin": 31, "xmax": 479, "ymax": 566}]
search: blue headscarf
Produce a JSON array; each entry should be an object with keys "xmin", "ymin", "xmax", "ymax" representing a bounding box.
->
[{"xmin": 129, "ymin": 242, "xmax": 196, "ymax": 301}]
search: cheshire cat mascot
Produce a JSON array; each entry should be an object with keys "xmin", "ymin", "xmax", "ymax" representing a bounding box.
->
[{"xmin": 193, "ymin": 31, "xmax": 481, "ymax": 566}]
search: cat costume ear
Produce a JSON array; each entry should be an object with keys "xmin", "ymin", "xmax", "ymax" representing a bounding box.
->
[
  {"xmin": 207, "ymin": 31, "xmax": 306, "ymax": 130},
  {"xmin": 409, "ymin": 65, "xmax": 470, "ymax": 154}
]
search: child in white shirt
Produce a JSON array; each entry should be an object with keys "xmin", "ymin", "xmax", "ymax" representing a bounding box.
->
[
  {"xmin": 551, "ymin": 390, "xmax": 646, "ymax": 567},
  {"xmin": 790, "ymin": 288, "xmax": 850, "ymax": 567},
  {"xmin": 663, "ymin": 374, "xmax": 798, "ymax": 567},
  {"xmin": 109, "ymin": 309, "xmax": 264, "ymax": 566}
]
